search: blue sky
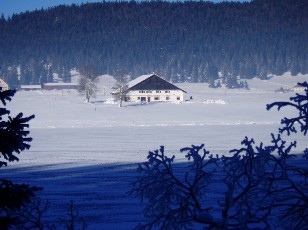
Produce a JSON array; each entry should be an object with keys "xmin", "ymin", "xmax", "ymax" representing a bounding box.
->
[{"xmin": 0, "ymin": 0, "xmax": 249, "ymax": 18}]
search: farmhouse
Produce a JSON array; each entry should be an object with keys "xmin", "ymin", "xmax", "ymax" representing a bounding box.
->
[
  {"xmin": 0, "ymin": 79, "xmax": 9, "ymax": 91},
  {"xmin": 20, "ymin": 85, "xmax": 42, "ymax": 91},
  {"xmin": 291, "ymin": 84, "xmax": 306, "ymax": 92},
  {"xmin": 43, "ymin": 83, "xmax": 78, "ymax": 90},
  {"xmin": 124, "ymin": 74, "xmax": 186, "ymax": 103}
]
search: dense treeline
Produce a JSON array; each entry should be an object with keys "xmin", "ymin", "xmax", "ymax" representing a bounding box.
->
[{"xmin": 0, "ymin": 0, "xmax": 307, "ymax": 88}]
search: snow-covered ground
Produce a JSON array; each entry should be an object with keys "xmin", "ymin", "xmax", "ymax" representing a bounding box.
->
[{"xmin": 2, "ymin": 73, "xmax": 307, "ymax": 229}]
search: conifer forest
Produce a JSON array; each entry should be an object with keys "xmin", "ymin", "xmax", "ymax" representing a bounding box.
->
[{"xmin": 0, "ymin": 0, "xmax": 307, "ymax": 87}]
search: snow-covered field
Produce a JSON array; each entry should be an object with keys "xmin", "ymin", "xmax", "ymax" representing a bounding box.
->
[{"xmin": 2, "ymin": 73, "xmax": 307, "ymax": 229}]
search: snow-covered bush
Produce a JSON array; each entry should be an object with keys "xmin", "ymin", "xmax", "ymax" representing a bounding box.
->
[
  {"xmin": 78, "ymin": 65, "xmax": 99, "ymax": 103},
  {"xmin": 131, "ymin": 82, "xmax": 308, "ymax": 229},
  {"xmin": 112, "ymin": 71, "xmax": 130, "ymax": 107}
]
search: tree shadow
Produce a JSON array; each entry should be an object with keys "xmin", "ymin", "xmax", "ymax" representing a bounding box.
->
[{"xmin": 1, "ymin": 163, "xmax": 145, "ymax": 228}]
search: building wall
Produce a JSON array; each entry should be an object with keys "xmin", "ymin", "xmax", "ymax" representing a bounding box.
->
[
  {"xmin": 291, "ymin": 86, "xmax": 306, "ymax": 92},
  {"xmin": 126, "ymin": 90, "xmax": 186, "ymax": 102},
  {"xmin": 0, "ymin": 79, "xmax": 9, "ymax": 91},
  {"xmin": 43, "ymin": 84, "xmax": 78, "ymax": 90},
  {"xmin": 20, "ymin": 85, "xmax": 42, "ymax": 91}
]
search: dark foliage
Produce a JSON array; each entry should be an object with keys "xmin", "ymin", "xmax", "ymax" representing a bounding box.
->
[
  {"xmin": 0, "ymin": 180, "xmax": 41, "ymax": 228},
  {"xmin": 131, "ymin": 145, "xmax": 219, "ymax": 229},
  {"xmin": 132, "ymin": 82, "xmax": 308, "ymax": 229},
  {"xmin": 59, "ymin": 201, "xmax": 87, "ymax": 230},
  {"xmin": 221, "ymin": 134, "xmax": 306, "ymax": 229},
  {"xmin": 12, "ymin": 198, "xmax": 87, "ymax": 229},
  {"xmin": 0, "ymin": 0, "xmax": 307, "ymax": 87},
  {"xmin": 267, "ymin": 81, "xmax": 308, "ymax": 135},
  {"xmin": 12, "ymin": 197, "xmax": 51, "ymax": 230},
  {"xmin": 0, "ymin": 89, "xmax": 35, "ymax": 166},
  {"xmin": 0, "ymin": 87, "xmax": 41, "ymax": 228}
]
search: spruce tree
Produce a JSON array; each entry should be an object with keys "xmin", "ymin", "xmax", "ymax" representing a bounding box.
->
[{"xmin": 0, "ymin": 85, "xmax": 40, "ymax": 228}]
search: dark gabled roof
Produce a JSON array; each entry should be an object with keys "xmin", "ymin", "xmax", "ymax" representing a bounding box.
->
[{"xmin": 126, "ymin": 74, "xmax": 186, "ymax": 93}]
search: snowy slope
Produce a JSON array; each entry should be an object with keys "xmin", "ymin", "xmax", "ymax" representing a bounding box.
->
[{"xmin": 2, "ymin": 73, "xmax": 307, "ymax": 229}]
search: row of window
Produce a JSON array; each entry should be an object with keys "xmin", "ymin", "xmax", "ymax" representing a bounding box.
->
[
  {"xmin": 134, "ymin": 96, "xmax": 180, "ymax": 101},
  {"xmin": 138, "ymin": 90, "xmax": 171, "ymax": 93}
]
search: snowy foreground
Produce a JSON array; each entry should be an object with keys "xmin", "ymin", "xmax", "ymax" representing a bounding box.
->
[{"xmin": 3, "ymin": 74, "xmax": 307, "ymax": 229}]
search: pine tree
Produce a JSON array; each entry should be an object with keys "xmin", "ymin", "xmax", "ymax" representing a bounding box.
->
[{"xmin": 0, "ymin": 85, "xmax": 40, "ymax": 228}]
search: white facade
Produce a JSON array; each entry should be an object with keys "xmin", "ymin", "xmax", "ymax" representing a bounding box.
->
[
  {"xmin": 291, "ymin": 85, "xmax": 306, "ymax": 92},
  {"xmin": 123, "ymin": 74, "xmax": 187, "ymax": 103},
  {"xmin": 126, "ymin": 89, "xmax": 186, "ymax": 103},
  {"xmin": 20, "ymin": 85, "xmax": 42, "ymax": 91},
  {"xmin": 0, "ymin": 79, "xmax": 9, "ymax": 91}
]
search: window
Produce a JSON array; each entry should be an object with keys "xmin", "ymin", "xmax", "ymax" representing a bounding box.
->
[
  {"xmin": 137, "ymin": 97, "xmax": 140, "ymax": 100},
  {"xmin": 156, "ymin": 90, "xmax": 161, "ymax": 93},
  {"xmin": 146, "ymin": 91, "xmax": 152, "ymax": 93},
  {"xmin": 177, "ymin": 96, "xmax": 180, "ymax": 100},
  {"xmin": 165, "ymin": 90, "xmax": 170, "ymax": 93},
  {"xmin": 166, "ymin": 96, "xmax": 170, "ymax": 100},
  {"xmin": 154, "ymin": 96, "xmax": 160, "ymax": 100}
]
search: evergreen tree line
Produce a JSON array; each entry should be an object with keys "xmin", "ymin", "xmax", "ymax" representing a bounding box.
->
[{"xmin": 0, "ymin": 0, "xmax": 307, "ymax": 88}]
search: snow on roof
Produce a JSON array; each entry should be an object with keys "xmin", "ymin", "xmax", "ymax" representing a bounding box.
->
[
  {"xmin": 128, "ymin": 74, "xmax": 154, "ymax": 88},
  {"xmin": 44, "ymin": 83, "xmax": 78, "ymax": 86},
  {"xmin": 20, "ymin": 85, "xmax": 42, "ymax": 89},
  {"xmin": 292, "ymin": 84, "xmax": 305, "ymax": 88},
  {"xmin": 127, "ymin": 74, "xmax": 187, "ymax": 93}
]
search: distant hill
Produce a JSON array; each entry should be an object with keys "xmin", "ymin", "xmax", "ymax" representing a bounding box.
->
[{"xmin": 0, "ymin": 0, "xmax": 307, "ymax": 88}]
